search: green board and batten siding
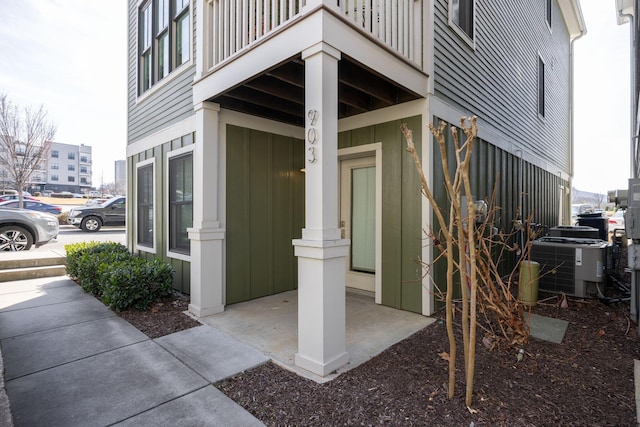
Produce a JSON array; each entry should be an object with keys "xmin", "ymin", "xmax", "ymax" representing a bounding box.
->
[
  {"xmin": 225, "ymin": 125, "xmax": 305, "ymax": 305},
  {"xmin": 226, "ymin": 117, "xmax": 423, "ymax": 313},
  {"xmin": 127, "ymin": 134, "xmax": 194, "ymax": 294},
  {"xmin": 339, "ymin": 116, "xmax": 423, "ymax": 313},
  {"xmin": 431, "ymin": 118, "xmax": 566, "ymax": 304}
]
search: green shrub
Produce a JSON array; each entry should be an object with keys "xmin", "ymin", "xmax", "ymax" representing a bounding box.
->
[
  {"xmin": 65, "ymin": 241, "xmax": 130, "ymax": 279},
  {"xmin": 101, "ymin": 258, "xmax": 174, "ymax": 311},
  {"xmin": 65, "ymin": 241, "xmax": 174, "ymax": 311}
]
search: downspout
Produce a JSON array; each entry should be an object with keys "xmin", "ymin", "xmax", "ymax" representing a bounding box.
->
[
  {"xmin": 617, "ymin": 7, "xmax": 635, "ymax": 178},
  {"xmin": 569, "ymin": 30, "xmax": 585, "ymax": 206}
]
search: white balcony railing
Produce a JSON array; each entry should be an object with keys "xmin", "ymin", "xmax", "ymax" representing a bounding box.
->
[{"xmin": 206, "ymin": 0, "xmax": 420, "ymax": 69}]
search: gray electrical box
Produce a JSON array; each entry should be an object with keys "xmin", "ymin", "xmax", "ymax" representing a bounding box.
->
[{"xmin": 627, "ymin": 178, "xmax": 640, "ymax": 239}]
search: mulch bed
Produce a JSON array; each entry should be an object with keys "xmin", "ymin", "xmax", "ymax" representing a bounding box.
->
[
  {"xmin": 117, "ymin": 292, "xmax": 201, "ymax": 339},
  {"xmin": 115, "ymin": 268, "xmax": 639, "ymax": 426},
  {"xmin": 217, "ymin": 295, "xmax": 638, "ymax": 426}
]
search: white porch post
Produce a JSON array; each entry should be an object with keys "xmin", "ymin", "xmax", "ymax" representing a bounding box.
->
[
  {"xmin": 292, "ymin": 42, "xmax": 350, "ymax": 376},
  {"xmin": 188, "ymin": 101, "xmax": 225, "ymax": 317}
]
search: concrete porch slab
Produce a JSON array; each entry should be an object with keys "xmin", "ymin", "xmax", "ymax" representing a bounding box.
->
[
  {"xmin": 528, "ymin": 313, "xmax": 569, "ymax": 344},
  {"xmin": 199, "ymin": 290, "xmax": 435, "ymax": 382},
  {"xmin": 155, "ymin": 325, "xmax": 270, "ymax": 383}
]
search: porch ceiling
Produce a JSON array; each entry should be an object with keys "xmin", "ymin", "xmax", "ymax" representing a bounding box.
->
[{"xmin": 210, "ymin": 55, "xmax": 422, "ymax": 127}]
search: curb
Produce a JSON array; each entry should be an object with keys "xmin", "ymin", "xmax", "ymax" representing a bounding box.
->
[{"xmin": 0, "ymin": 348, "xmax": 14, "ymax": 427}]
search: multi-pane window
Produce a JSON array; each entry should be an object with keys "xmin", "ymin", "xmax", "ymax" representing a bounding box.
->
[
  {"xmin": 68, "ymin": 176, "xmax": 75, "ymax": 182},
  {"xmin": 68, "ymin": 152, "xmax": 75, "ymax": 160},
  {"xmin": 80, "ymin": 156, "xmax": 88, "ymax": 163},
  {"xmin": 138, "ymin": 0, "xmax": 191, "ymax": 95},
  {"xmin": 169, "ymin": 152, "xmax": 192, "ymax": 254},
  {"xmin": 451, "ymin": 0, "xmax": 474, "ymax": 40},
  {"xmin": 51, "ymin": 174, "xmax": 58, "ymax": 181},
  {"xmin": 80, "ymin": 177, "xmax": 88, "ymax": 184},
  {"xmin": 80, "ymin": 166, "xmax": 88, "ymax": 174},
  {"xmin": 51, "ymin": 150, "xmax": 59, "ymax": 158},
  {"xmin": 137, "ymin": 163, "xmax": 154, "ymax": 247},
  {"xmin": 68, "ymin": 165, "xmax": 75, "ymax": 171},
  {"xmin": 538, "ymin": 55, "xmax": 545, "ymax": 118},
  {"xmin": 51, "ymin": 163, "xmax": 59, "ymax": 170}
]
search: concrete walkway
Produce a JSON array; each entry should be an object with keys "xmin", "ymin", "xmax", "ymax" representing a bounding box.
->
[{"xmin": 0, "ymin": 275, "xmax": 267, "ymax": 426}]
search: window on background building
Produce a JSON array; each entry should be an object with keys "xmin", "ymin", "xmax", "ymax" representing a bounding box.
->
[
  {"xmin": 68, "ymin": 176, "xmax": 75, "ymax": 182},
  {"xmin": 51, "ymin": 163, "xmax": 59, "ymax": 170},
  {"xmin": 80, "ymin": 166, "xmax": 87, "ymax": 174},
  {"xmin": 169, "ymin": 152, "xmax": 192, "ymax": 254},
  {"xmin": 538, "ymin": 55, "xmax": 545, "ymax": 118},
  {"xmin": 51, "ymin": 150, "xmax": 59, "ymax": 158},
  {"xmin": 138, "ymin": 0, "xmax": 191, "ymax": 95},
  {"xmin": 450, "ymin": 0, "xmax": 474, "ymax": 40},
  {"xmin": 68, "ymin": 152, "xmax": 75, "ymax": 160},
  {"xmin": 80, "ymin": 177, "xmax": 87, "ymax": 184},
  {"xmin": 51, "ymin": 174, "xmax": 58, "ymax": 181},
  {"xmin": 68, "ymin": 165, "xmax": 75, "ymax": 171},
  {"xmin": 137, "ymin": 163, "xmax": 154, "ymax": 247},
  {"xmin": 80, "ymin": 156, "xmax": 88, "ymax": 163}
]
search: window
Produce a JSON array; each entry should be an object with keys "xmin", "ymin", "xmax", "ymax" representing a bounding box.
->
[
  {"xmin": 137, "ymin": 163, "xmax": 154, "ymax": 247},
  {"xmin": 450, "ymin": 0, "xmax": 474, "ymax": 40},
  {"xmin": 80, "ymin": 177, "xmax": 88, "ymax": 184},
  {"xmin": 68, "ymin": 176, "xmax": 75, "ymax": 183},
  {"xmin": 169, "ymin": 152, "xmax": 192, "ymax": 254},
  {"xmin": 51, "ymin": 163, "xmax": 59, "ymax": 170},
  {"xmin": 538, "ymin": 55, "xmax": 545, "ymax": 118},
  {"xmin": 138, "ymin": 0, "xmax": 191, "ymax": 95},
  {"xmin": 68, "ymin": 165, "xmax": 75, "ymax": 171},
  {"xmin": 68, "ymin": 152, "xmax": 75, "ymax": 160},
  {"xmin": 51, "ymin": 174, "xmax": 58, "ymax": 181},
  {"xmin": 51, "ymin": 150, "xmax": 59, "ymax": 158},
  {"xmin": 546, "ymin": 0, "xmax": 552, "ymax": 28},
  {"xmin": 80, "ymin": 166, "xmax": 88, "ymax": 174},
  {"xmin": 80, "ymin": 156, "xmax": 88, "ymax": 163}
]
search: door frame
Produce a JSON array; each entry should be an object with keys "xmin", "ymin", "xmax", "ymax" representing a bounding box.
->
[{"xmin": 338, "ymin": 142, "xmax": 382, "ymax": 304}]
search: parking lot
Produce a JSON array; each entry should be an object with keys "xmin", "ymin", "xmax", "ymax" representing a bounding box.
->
[{"xmin": 32, "ymin": 224, "xmax": 126, "ymax": 253}]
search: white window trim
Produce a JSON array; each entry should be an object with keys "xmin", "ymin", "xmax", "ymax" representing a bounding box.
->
[
  {"xmin": 135, "ymin": 0, "xmax": 194, "ymax": 104},
  {"xmin": 166, "ymin": 144, "xmax": 194, "ymax": 261},
  {"xmin": 135, "ymin": 157, "xmax": 156, "ymax": 254},
  {"xmin": 448, "ymin": 0, "xmax": 476, "ymax": 49}
]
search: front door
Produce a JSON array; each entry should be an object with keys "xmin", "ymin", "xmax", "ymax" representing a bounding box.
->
[{"xmin": 340, "ymin": 156, "xmax": 376, "ymax": 293}]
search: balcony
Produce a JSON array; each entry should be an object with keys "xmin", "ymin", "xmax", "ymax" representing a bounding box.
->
[
  {"xmin": 205, "ymin": 0, "xmax": 422, "ymax": 70},
  {"xmin": 197, "ymin": 0, "xmax": 425, "ymax": 125}
]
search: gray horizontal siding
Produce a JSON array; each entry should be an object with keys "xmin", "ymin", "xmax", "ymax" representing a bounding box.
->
[
  {"xmin": 434, "ymin": 0, "xmax": 571, "ymax": 171},
  {"xmin": 127, "ymin": 0, "xmax": 197, "ymax": 143}
]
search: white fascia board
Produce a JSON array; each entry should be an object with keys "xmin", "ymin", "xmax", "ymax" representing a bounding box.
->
[
  {"xmin": 558, "ymin": 0, "xmax": 587, "ymax": 40},
  {"xmin": 192, "ymin": 13, "xmax": 323, "ymax": 104}
]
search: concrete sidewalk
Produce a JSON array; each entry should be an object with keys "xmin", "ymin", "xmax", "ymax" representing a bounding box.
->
[{"xmin": 0, "ymin": 276, "xmax": 267, "ymax": 426}]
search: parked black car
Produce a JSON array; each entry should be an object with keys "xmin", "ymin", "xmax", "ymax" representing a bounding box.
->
[{"xmin": 67, "ymin": 196, "xmax": 126, "ymax": 232}]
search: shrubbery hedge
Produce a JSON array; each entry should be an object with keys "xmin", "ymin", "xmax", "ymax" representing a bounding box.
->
[{"xmin": 65, "ymin": 241, "xmax": 174, "ymax": 311}]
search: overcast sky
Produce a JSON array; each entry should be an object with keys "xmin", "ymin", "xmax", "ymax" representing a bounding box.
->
[
  {"xmin": 0, "ymin": 0, "xmax": 127, "ymax": 184},
  {"xmin": 0, "ymin": 0, "xmax": 633, "ymax": 194}
]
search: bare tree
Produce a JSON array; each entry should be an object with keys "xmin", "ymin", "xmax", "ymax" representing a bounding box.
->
[{"xmin": 0, "ymin": 94, "xmax": 56, "ymax": 207}]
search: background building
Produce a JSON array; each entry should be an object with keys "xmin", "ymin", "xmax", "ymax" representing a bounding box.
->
[
  {"xmin": 114, "ymin": 159, "xmax": 126, "ymax": 194},
  {"xmin": 41, "ymin": 142, "xmax": 92, "ymax": 194}
]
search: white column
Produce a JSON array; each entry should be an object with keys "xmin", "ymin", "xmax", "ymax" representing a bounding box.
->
[
  {"xmin": 292, "ymin": 42, "xmax": 350, "ymax": 377},
  {"xmin": 188, "ymin": 101, "xmax": 225, "ymax": 317}
]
